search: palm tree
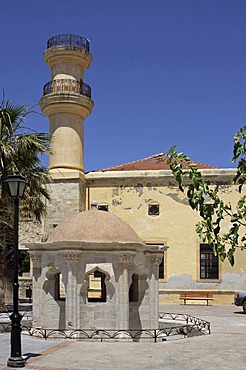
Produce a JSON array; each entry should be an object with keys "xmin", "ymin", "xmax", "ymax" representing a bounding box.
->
[{"xmin": 0, "ymin": 99, "xmax": 50, "ymax": 309}]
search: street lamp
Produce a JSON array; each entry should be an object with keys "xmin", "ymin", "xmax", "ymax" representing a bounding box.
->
[{"xmin": 4, "ymin": 173, "xmax": 27, "ymax": 368}]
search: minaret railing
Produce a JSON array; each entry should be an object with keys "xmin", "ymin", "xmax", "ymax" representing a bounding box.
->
[
  {"xmin": 43, "ymin": 79, "xmax": 92, "ymax": 98},
  {"xmin": 47, "ymin": 34, "xmax": 90, "ymax": 52}
]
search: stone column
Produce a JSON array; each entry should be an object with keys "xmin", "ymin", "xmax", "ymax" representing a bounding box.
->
[
  {"xmin": 117, "ymin": 255, "xmax": 134, "ymax": 330},
  {"xmin": 150, "ymin": 256, "xmax": 162, "ymax": 328},
  {"xmin": 30, "ymin": 255, "xmax": 42, "ymax": 327},
  {"xmin": 63, "ymin": 253, "xmax": 80, "ymax": 329}
]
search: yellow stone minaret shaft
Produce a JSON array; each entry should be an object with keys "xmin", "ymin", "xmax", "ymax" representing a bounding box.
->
[
  {"xmin": 39, "ymin": 34, "xmax": 94, "ymax": 178},
  {"xmin": 39, "ymin": 34, "xmax": 94, "ymax": 233}
]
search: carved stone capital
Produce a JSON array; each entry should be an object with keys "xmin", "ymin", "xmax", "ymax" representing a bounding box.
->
[
  {"xmin": 31, "ymin": 255, "xmax": 42, "ymax": 263},
  {"xmin": 63, "ymin": 253, "xmax": 80, "ymax": 264},
  {"xmin": 150, "ymin": 256, "xmax": 162, "ymax": 266},
  {"xmin": 117, "ymin": 254, "xmax": 134, "ymax": 266}
]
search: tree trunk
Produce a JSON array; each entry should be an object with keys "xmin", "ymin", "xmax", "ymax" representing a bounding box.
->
[{"xmin": 0, "ymin": 212, "xmax": 14, "ymax": 309}]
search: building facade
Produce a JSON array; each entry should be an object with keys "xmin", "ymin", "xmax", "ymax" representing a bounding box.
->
[
  {"xmin": 18, "ymin": 34, "xmax": 246, "ymax": 305},
  {"xmin": 85, "ymin": 165, "xmax": 246, "ymax": 304}
]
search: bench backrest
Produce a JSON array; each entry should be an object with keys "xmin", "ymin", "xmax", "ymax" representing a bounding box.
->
[{"xmin": 180, "ymin": 292, "xmax": 213, "ymax": 298}]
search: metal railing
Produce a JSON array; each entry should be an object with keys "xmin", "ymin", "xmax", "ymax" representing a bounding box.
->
[
  {"xmin": 159, "ymin": 312, "xmax": 211, "ymax": 334},
  {"xmin": 47, "ymin": 34, "xmax": 90, "ymax": 52},
  {"xmin": 42, "ymin": 79, "xmax": 91, "ymax": 98},
  {"xmin": 0, "ymin": 311, "xmax": 211, "ymax": 341}
]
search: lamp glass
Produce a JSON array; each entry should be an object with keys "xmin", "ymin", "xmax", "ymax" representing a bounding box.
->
[{"xmin": 5, "ymin": 174, "xmax": 27, "ymax": 198}]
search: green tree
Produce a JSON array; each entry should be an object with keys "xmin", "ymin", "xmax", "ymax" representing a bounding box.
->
[
  {"xmin": 167, "ymin": 126, "xmax": 246, "ymax": 266},
  {"xmin": 0, "ymin": 99, "xmax": 50, "ymax": 309}
]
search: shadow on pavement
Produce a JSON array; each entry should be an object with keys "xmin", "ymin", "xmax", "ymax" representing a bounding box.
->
[{"xmin": 23, "ymin": 352, "xmax": 42, "ymax": 361}]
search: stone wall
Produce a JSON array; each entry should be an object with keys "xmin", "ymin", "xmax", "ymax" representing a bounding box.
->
[
  {"xmin": 43, "ymin": 176, "xmax": 86, "ymax": 240},
  {"xmin": 19, "ymin": 220, "xmax": 44, "ymax": 245}
]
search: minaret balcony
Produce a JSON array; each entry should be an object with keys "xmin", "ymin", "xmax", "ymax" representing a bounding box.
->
[
  {"xmin": 43, "ymin": 79, "xmax": 92, "ymax": 99},
  {"xmin": 47, "ymin": 34, "xmax": 90, "ymax": 53}
]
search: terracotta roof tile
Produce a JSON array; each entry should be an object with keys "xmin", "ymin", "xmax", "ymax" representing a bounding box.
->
[{"xmin": 99, "ymin": 153, "xmax": 218, "ymax": 172}]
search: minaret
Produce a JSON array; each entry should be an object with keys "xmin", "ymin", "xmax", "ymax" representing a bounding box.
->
[{"xmin": 39, "ymin": 34, "xmax": 94, "ymax": 234}]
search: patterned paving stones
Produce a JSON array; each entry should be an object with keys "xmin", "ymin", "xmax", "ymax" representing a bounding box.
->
[{"xmin": 0, "ymin": 304, "xmax": 245, "ymax": 369}]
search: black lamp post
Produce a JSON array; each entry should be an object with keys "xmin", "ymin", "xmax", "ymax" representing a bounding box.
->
[{"xmin": 5, "ymin": 174, "xmax": 27, "ymax": 368}]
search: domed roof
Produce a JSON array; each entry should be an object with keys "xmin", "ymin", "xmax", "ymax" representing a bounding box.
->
[{"xmin": 48, "ymin": 208, "xmax": 143, "ymax": 244}]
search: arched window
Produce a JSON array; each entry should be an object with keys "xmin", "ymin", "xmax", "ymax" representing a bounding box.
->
[{"xmin": 87, "ymin": 270, "xmax": 106, "ymax": 302}]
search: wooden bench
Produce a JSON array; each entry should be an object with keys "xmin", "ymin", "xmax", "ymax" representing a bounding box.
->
[{"xmin": 179, "ymin": 292, "xmax": 213, "ymax": 306}]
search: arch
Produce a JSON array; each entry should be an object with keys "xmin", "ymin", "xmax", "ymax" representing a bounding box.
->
[
  {"xmin": 44, "ymin": 266, "xmax": 66, "ymax": 301},
  {"xmin": 42, "ymin": 265, "xmax": 66, "ymax": 329},
  {"xmin": 129, "ymin": 273, "xmax": 139, "ymax": 302},
  {"xmin": 86, "ymin": 266, "xmax": 110, "ymax": 303}
]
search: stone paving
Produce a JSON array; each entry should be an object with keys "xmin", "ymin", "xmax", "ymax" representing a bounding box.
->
[{"xmin": 0, "ymin": 303, "xmax": 246, "ymax": 369}]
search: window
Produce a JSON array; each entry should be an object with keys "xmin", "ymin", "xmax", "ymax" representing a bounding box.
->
[
  {"xmin": 54, "ymin": 273, "xmax": 66, "ymax": 301},
  {"xmin": 98, "ymin": 204, "xmax": 108, "ymax": 212},
  {"xmin": 88, "ymin": 270, "xmax": 106, "ymax": 302},
  {"xmin": 200, "ymin": 244, "xmax": 219, "ymax": 279},
  {"xmin": 148, "ymin": 204, "xmax": 160, "ymax": 216},
  {"xmin": 129, "ymin": 274, "xmax": 138, "ymax": 302}
]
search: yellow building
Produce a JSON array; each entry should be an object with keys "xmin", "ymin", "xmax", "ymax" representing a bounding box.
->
[{"xmin": 85, "ymin": 155, "xmax": 246, "ymax": 304}]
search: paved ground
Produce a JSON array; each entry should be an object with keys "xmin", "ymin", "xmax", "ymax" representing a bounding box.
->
[{"xmin": 0, "ymin": 303, "xmax": 246, "ymax": 369}]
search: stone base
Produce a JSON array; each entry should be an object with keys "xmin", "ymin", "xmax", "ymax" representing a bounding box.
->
[{"xmin": 7, "ymin": 356, "xmax": 25, "ymax": 368}]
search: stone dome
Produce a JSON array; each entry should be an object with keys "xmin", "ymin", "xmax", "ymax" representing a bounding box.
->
[{"xmin": 48, "ymin": 208, "xmax": 143, "ymax": 244}]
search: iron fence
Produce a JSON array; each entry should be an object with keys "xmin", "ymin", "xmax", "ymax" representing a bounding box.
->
[
  {"xmin": 47, "ymin": 34, "xmax": 90, "ymax": 52},
  {"xmin": 0, "ymin": 310, "xmax": 210, "ymax": 341},
  {"xmin": 43, "ymin": 79, "xmax": 91, "ymax": 98},
  {"xmin": 159, "ymin": 312, "xmax": 211, "ymax": 333}
]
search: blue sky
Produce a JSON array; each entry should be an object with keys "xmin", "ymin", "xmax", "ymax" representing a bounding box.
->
[{"xmin": 1, "ymin": 0, "xmax": 246, "ymax": 170}]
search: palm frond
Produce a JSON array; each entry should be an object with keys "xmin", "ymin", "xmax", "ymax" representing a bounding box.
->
[{"xmin": 0, "ymin": 98, "xmax": 51, "ymax": 222}]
